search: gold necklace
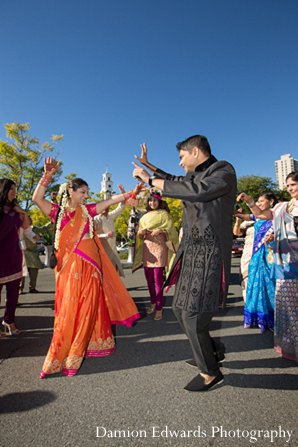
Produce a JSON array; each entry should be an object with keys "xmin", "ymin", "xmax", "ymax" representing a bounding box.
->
[{"xmin": 66, "ymin": 205, "xmax": 78, "ymax": 213}]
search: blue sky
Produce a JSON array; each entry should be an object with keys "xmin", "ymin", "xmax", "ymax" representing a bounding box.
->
[{"xmin": 0, "ymin": 0, "xmax": 297, "ymax": 194}]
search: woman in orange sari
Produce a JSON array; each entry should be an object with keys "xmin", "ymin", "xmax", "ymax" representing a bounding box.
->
[{"xmin": 33, "ymin": 158, "xmax": 140, "ymax": 378}]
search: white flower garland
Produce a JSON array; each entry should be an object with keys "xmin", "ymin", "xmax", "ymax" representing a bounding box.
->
[{"xmin": 54, "ymin": 187, "xmax": 94, "ymax": 250}]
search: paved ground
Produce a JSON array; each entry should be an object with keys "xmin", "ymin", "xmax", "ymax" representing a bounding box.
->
[{"xmin": 0, "ymin": 257, "xmax": 297, "ymax": 447}]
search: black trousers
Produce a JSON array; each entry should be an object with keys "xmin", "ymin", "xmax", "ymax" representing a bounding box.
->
[{"xmin": 172, "ymin": 306, "xmax": 220, "ymax": 376}]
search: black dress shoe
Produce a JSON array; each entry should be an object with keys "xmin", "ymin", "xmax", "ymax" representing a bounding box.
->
[
  {"xmin": 215, "ymin": 351, "xmax": 225, "ymax": 363},
  {"xmin": 185, "ymin": 359, "xmax": 197, "ymax": 367},
  {"xmin": 29, "ymin": 288, "xmax": 39, "ymax": 293},
  {"xmin": 184, "ymin": 372, "xmax": 224, "ymax": 392}
]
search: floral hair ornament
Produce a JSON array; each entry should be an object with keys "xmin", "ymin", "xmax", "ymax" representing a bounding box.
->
[
  {"xmin": 149, "ymin": 187, "xmax": 163, "ymax": 201},
  {"xmin": 58, "ymin": 182, "xmax": 68, "ymax": 197}
]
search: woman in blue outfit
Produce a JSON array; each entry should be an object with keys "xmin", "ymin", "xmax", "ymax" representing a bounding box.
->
[{"xmin": 235, "ymin": 192, "xmax": 276, "ymax": 332}]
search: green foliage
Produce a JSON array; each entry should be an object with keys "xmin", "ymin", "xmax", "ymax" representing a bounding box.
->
[
  {"xmin": 164, "ymin": 197, "xmax": 183, "ymax": 230},
  {"xmin": 0, "ymin": 122, "xmax": 63, "ymax": 210},
  {"xmin": 237, "ymin": 175, "xmax": 279, "ymax": 199},
  {"xmin": 29, "ymin": 207, "xmax": 51, "ymax": 227},
  {"xmin": 114, "ymin": 207, "xmax": 131, "ymax": 240},
  {"xmin": 29, "ymin": 207, "xmax": 53, "ymax": 245},
  {"xmin": 34, "ymin": 222, "xmax": 53, "ymax": 245},
  {"xmin": 237, "ymin": 176, "xmax": 280, "ymax": 211}
]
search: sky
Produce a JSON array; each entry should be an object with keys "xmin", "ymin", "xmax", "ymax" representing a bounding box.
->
[{"xmin": 0, "ymin": 0, "xmax": 298, "ymax": 194}]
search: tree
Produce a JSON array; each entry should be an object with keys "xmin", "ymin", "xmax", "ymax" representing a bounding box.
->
[
  {"xmin": 237, "ymin": 175, "xmax": 280, "ymax": 211},
  {"xmin": 0, "ymin": 122, "xmax": 63, "ymax": 210},
  {"xmin": 164, "ymin": 197, "xmax": 183, "ymax": 230},
  {"xmin": 114, "ymin": 206, "xmax": 132, "ymax": 241}
]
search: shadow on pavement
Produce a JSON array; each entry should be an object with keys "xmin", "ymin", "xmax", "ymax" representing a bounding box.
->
[
  {"xmin": 224, "ymin": 357, "xmax": 297, "ymax": 369},
  {"xmin": 225, "ymin": 373, "xmax": 298, "ymax": 390},
  {"xmin": 0, "ymin": 391, "xmax": 57, "ymax": 413}
]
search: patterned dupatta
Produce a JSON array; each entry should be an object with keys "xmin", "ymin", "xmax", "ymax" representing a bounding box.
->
[
  {"xmin": 55, "ymin": 206, "xmax": 87, "ymax": 275},
  {"xmin": 272, "ymin": 202, "xmax": 298, "ymax": 280},
  {"xmin": 252, "ymin": 219, "xmax": 273, "ymax": 256},
  {"xmin": 54, "ymin": 205, "xmax": 139, "ymax": 326},
  {"xmin": 132, "ymin": 209, "xmax": 178, "ymax": 273}
]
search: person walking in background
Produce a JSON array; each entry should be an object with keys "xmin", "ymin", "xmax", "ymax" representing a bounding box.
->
[
  {"xmin": 0, "ymin": 178, "xmax": 30, "ymax": 336},
  {"xmin": 20, "ymin": 217, "xmax": 44, "ymax": 293},
  {"xmin": 233, "ymin": 213, "xmax": 255, "ymax": 302},
  {"xmin": 33, "ymin": 158, "xmax": 140, "ymax": 378},
  {"xmin": 132, "ymin": 189, "xmax": 178, "ymax": 321},
  {"xmin": 235, "ymin": 192, "xmax": 276, "ymax": 332},
  {"xmin": 133, "ymin": 136, "xmax": 237, "ymax": 391},
  {"xmin": 94, "ymin": 186, "xmax": 126, "ymax": 277},
  {"xmin": 238, "ymin": 171, "xmax": 298, "ymax": 364}
]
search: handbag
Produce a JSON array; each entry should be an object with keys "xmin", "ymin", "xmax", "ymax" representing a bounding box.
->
[
  {"xmin": 49, "ymin": 205, "xmax": 60, "ymax": 269},
  {"xmin": 49, "ymin": 246, "xmax": 57, "ymax": 269}
]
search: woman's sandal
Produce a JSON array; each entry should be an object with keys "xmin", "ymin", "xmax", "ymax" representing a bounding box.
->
[
  {"xmin": 2, "ymin": 321, "xmax": 21, "ymax": 336},
  {"xmin": 154, "ymin": 310, "xmax": 163, "ymax": 321},
  {"xmin": 146, "ymin": 304, "xmax": 156, "ymax": 315}
]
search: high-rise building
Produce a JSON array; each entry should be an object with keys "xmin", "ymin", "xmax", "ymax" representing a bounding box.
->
[
  {"xmin": 275, "ymin": 154, "xmax": 298, "ymax": 190},
  {"xmin": 100, "ymin": 169, "xmax": 113, "ymax": 199}
]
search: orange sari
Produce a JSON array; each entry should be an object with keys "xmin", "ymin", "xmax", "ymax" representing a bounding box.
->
[{"xmin": 40, "ymin": 207, "xmax": 139, "ymax": 378}]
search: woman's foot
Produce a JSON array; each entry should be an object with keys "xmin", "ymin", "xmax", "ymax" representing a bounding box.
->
[
  {"xmin": 2, "ymin": 321, "xmax": 21, "ymax": 336},
  {"xmin": 146, "ymin": 304, "xmax": 156, "ymax": 315},
  {"xmin": 154, "ymin": 309, "xmax": 163, "ymax": 321}
]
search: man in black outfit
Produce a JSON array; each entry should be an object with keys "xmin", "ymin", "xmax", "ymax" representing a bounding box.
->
[{"xmin": 133, "ymin": 135, "xmax": 237, "ymax": 391}]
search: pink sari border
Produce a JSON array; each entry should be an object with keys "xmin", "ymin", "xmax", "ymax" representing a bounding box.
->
[
  {"xmin": 75, "ymin": 248, "xmax": 102, "ymax": 274},
  {"xmin": 274, "ymin": 346, "xmax": 297, "ymax": 363},
  {"xmin": 85, "ymin": 347, "xmax": 116, "ymax": 358},
  {"xmin": 111, "ymin": 312, "xmax": 140, "ymax": 328},
  {"xmin": 165, "ymin": 259, "xmax": 181, "ymax": 293},
  {"xmin": 62, "ymin": 368, "xmax": 78, "ymax": 377}
]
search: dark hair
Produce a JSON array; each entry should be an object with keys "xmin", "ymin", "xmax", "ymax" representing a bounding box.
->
[
  {"xmin": 176, "ymin": 135, "xmax": 211, "ymax": 156},
  {"xmin": 146, "ymin": 194, "xmax": 169, "ymax": 213},
  {"xmin": 61, "ymin": 178, "xmax": 89, "ymax": 203},
  {"xmin": 69, "ymin": 178, "xmax": 89, "ymax": 191},
  {"xmin": 286, "ymin": 171, "xmax": 298, "ymax": 182},
  {"xmin": 0, "ymin": 178, "xmax": 17, "ymax": 218},
  {"xmin": 258, "ymin": 191, "xmax": 277, "ymax": 206}
]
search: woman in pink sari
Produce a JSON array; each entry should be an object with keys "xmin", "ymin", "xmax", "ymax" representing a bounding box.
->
[{"xmin": 33, "ymin": 158, "xmax": 140, "ymax": 377}]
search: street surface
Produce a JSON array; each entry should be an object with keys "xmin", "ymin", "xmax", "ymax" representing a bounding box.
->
[{"xmin": 0, "ymin": 257, "xmax": 297, "ymax": 447}]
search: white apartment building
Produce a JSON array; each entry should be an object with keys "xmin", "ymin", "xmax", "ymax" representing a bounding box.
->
[{"xmin": 275, "ymin": 154, "xmax": 298, "ymax": 189}]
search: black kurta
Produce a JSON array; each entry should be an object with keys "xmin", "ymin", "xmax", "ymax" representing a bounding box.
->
[{"xmin": 157, "ymin": 156, "xmax": 237, "ymax": 314}]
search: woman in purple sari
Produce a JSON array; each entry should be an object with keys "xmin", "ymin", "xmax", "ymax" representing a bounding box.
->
[{"xmin": 0, "ymin": 179, "xmax": 30, "ymax": 336}]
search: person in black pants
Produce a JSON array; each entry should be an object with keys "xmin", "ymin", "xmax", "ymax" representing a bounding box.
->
[{"xmin": 133, "ymin": 136, "xmax": 236, "ymax": 391}]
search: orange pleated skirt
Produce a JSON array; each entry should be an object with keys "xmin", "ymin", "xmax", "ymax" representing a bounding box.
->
[{"xmin": 40, "ymin": 237, "xmax": 139, "ymax": 378}]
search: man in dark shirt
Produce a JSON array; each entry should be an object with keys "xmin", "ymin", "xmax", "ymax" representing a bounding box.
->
[{"xmin": 133, "ymin": 135, "xmax": 237, "ymax": 391}]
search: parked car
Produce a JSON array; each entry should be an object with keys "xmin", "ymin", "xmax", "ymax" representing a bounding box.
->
[
  {"xmin": 116, "ymin": 242, "xmax": 129, "ymax": 253},
  {"xmin": 232, "ymin": 238, "xmax": 244, "ymax": 256},
  {"xmin": 36, "ymin": 239, "xmax": 46, "ymax": 255}
]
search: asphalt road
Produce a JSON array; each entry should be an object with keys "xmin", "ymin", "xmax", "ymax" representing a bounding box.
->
[{"xmin": 0, "ymin": 256, "xmax": 297, "ymax": 447}]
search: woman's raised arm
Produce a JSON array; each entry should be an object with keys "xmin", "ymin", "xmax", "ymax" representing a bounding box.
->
[
  {"xmin": 33, "ymin": 157, "xmax": 61, "ymax": 216},
  {"xmin": 237, "ymin": 193, "xmax": 273, "ymax": 220}
]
